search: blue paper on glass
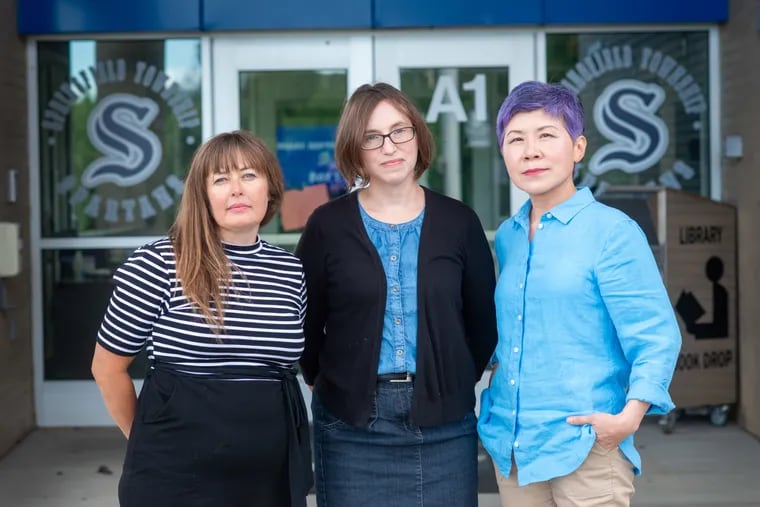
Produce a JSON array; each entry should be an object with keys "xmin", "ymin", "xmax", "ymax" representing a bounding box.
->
[{"xmin": 276, "ymin": 125, "xmax": 346, "ymax": 197}]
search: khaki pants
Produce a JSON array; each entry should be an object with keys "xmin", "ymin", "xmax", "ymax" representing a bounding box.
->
[{"xmin": 493, "ymin": 443, "xmax": 635, "ymax": 507}]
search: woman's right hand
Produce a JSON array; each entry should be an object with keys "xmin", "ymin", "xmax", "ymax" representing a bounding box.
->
[{"xmin": 91, "ymin": 343, "xmax": 138, "ymax": 439}]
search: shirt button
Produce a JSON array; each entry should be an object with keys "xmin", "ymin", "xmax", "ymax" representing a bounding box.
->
[
  {"xmin": 546, "ymin": 212, "xmax": 553, "ymax": 218},
  {"xmin": 512, "ymin": 410, "xmax": 517, "ymax": 416},
  {"xmin": 390, "ymin": 224, "xmax": 397, "ymax": 229},
  {"xmin": 509, "ymin": 379, "xmax": 516, "ymax": 385},
  {"xmin": 391, "ymin": 255, "xmax": 397, "ymax": 261},
  {"xmin": 514, "ymin": 441, "xmax": 520, "ymax": 448},
  {"xmin": 538, "ymin": 223, "xmax": 544, "ymax": 230},
  {"xmin": 392, "ymin": 285, "xmax": 399, "ymax": 293},
  {"xmin": 396, "ymin": 349, "xmax": 404, "ymax": 356},
  {"xmin": 513, "ymin": 347, "xmax": 519, "ymax": 353},
  {"xmin": 517, "ymin": 314, "xmax": 522, "ymax": 321},
  {"xmin": 518, "ymin": 283, "xmax": 524, "ymax": 289},
  {"xmin": 394, "ymin": 317, "xmax": 401, "ymax": 325}
]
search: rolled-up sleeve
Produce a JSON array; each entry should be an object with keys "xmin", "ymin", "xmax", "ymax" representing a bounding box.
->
[{"xmin": 595, "ymin": 219, "xmax": 682, "ymax": 415}]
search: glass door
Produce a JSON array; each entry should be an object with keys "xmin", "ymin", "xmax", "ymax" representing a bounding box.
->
[
  {"xmin": 212, "ymin": 35, "xmax": 374, "ymax": 249},
  {"xmin": 373, "ymin": 31, "xmax": 537, "ymax": 423},
  {"xmin": 32, "ymin": 38, "xmax": 204, "ymax": 426},
  {"xmin": 212, "ymin": 31, "xmax": 537, "ymax": 245},
  {"xmin": 375, "ymin": 31, "xmax": 537, "ymax": 234},
  {"xmin": 209, "ymin": 30, "xmax": 536, "ymax": 427}
]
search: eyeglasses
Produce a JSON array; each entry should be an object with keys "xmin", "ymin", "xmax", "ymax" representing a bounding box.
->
[{"xmin": 361, "ymin": 127, "xmax": 416, "ymax": 150}]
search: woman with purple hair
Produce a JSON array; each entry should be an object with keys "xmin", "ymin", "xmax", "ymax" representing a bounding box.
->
[{"xmin": 477, "ymin": 81, "xmax": 681, "ymax": 506}]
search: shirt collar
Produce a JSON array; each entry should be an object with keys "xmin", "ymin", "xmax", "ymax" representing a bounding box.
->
[{"xmin": 513, "ymin": 187, "xmax": 596, "ymax": 229}]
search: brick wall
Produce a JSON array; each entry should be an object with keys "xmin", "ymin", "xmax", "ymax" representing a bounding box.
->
[
  {"xmin": 0, "ymin": 0, "xmax": 34, "ymax": 457},
  {"xmin": 721, "ymin": 0, "xmax": 760, "ymax": 437}
]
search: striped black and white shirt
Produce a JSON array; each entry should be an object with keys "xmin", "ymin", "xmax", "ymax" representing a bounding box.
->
[{"xmin": 97, "ymin": 237, "xmax": 306, "ymax": 379}]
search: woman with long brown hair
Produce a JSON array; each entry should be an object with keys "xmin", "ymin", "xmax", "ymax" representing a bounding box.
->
[{"xmin": 92, "ymin": 130, "xmax": 312, "ymax": 507}]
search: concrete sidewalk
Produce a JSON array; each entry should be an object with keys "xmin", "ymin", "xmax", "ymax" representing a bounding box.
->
[{"xmin": 0, "ymin": 417, "xmax": 758, "ymax": 506}]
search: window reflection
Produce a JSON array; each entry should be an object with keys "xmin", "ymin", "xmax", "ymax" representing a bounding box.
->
[
  {"xmin": 43, "ymin": 249, "xmax": 149, "ymax": 380},
  {"xmin": 239, "ymin": 70, "xmax": 348, "ymax": 234},
  {"xmin": 400, "ymin": 68, "xmax": 510, "ymax": 231}
]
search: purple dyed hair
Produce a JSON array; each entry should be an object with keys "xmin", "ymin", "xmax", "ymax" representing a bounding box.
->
[{"xmin": 495, "ymin": 81, "xmax": 585, "ymax": 148}]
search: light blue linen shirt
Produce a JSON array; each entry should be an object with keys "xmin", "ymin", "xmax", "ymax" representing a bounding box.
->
[
  {"xmin": 478, "ymin": 187, "xmax": 681, "ymax": 486},
  {"xmin": 360, "ymin": 204, "xmax": 424, "ymax": 375}
]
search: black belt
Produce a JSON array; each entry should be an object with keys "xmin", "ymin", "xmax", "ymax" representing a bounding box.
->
[{"xmin": 377, "ymin": 372, "xmax": 415, "ymax": 383}]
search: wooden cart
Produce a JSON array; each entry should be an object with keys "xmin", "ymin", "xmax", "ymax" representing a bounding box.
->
[{"xmin": 597, "ymin": 186, "xmax": 737, "ymax": 433}]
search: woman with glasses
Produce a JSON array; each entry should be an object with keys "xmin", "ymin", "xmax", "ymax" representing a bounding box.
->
[{"xmin": 296, "ymin": 82, "xmax": 498, "ymax": 506}]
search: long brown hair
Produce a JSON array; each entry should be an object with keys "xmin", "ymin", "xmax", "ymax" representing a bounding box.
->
[{"xmin": 169, "ymin": 130, "xmax": 284, "ymax": 330}]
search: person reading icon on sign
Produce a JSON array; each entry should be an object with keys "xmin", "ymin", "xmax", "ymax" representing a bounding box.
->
[
  {"xmin": 676, "ymin": 256, "xmax": 729, "ymax": 339},
  {"xmin": 477, "ymin": 81, "xmax": 682, "ymax": 507}
]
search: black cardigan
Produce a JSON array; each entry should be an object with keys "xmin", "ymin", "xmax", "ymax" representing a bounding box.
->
[{"xmin": 295, "ymin": 187, "xmax": 497, "ymax": 427}]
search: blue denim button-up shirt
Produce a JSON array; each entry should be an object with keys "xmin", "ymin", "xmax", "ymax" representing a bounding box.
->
[
  {"xmin": 478, "ymin": 187, "xmax": 681, "ymax": 486},
  {"xmin": 360, "ymin": 204, "xmax": 424, "ymax": 375}
]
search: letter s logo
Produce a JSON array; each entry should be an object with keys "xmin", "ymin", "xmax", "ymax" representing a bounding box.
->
[
  {"xmin": 588, "ymin": 80, "xmax": 668, "ymax": 176},
  {"xmin": 81, "ymin": 93, "xmax": 162, "ymax": 188}
]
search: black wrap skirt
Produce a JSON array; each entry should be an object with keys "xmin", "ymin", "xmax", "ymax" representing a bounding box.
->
[{"xmin": 119, "ymin": 366, "xmax": 312, "ymax": 507}]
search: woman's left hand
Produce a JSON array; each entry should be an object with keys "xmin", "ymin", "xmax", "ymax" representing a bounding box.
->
[
  {"xmin": 566, "ymin": 412, "xmax": 636, "ymax": 450},
  {"xmin": 566, "ymin": 400, "xmax": 650, "ymax": 450}
]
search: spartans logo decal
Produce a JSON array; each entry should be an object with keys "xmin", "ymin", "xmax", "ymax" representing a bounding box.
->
[
  {"xmin": 589, "ymin": 80, "xmax": 669, "ymax": 177},
  {"xmin": 42, "ymin": 59, "xmax": 200, "ymax": 223},
  {"xmin": 561, "ymin": 44, "xmax": 707, "ymax": 191},
  {"xmin": 82, "ymin": 94, "xmax": 162, "ymax": 188}
]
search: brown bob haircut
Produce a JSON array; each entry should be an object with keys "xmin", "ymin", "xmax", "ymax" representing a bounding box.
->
[
  {"xmin": 169, "ymin": 130, "xmax": 285, "ymax": 330},
  {"xmin": 335, "ymin": 82, "xmax": 435, "ymax": 186}
]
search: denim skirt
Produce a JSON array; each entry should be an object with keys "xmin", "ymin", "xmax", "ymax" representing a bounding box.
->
[{"xmin": 311, "ymin": 381, "xmax": 478, "ymax": 507}]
